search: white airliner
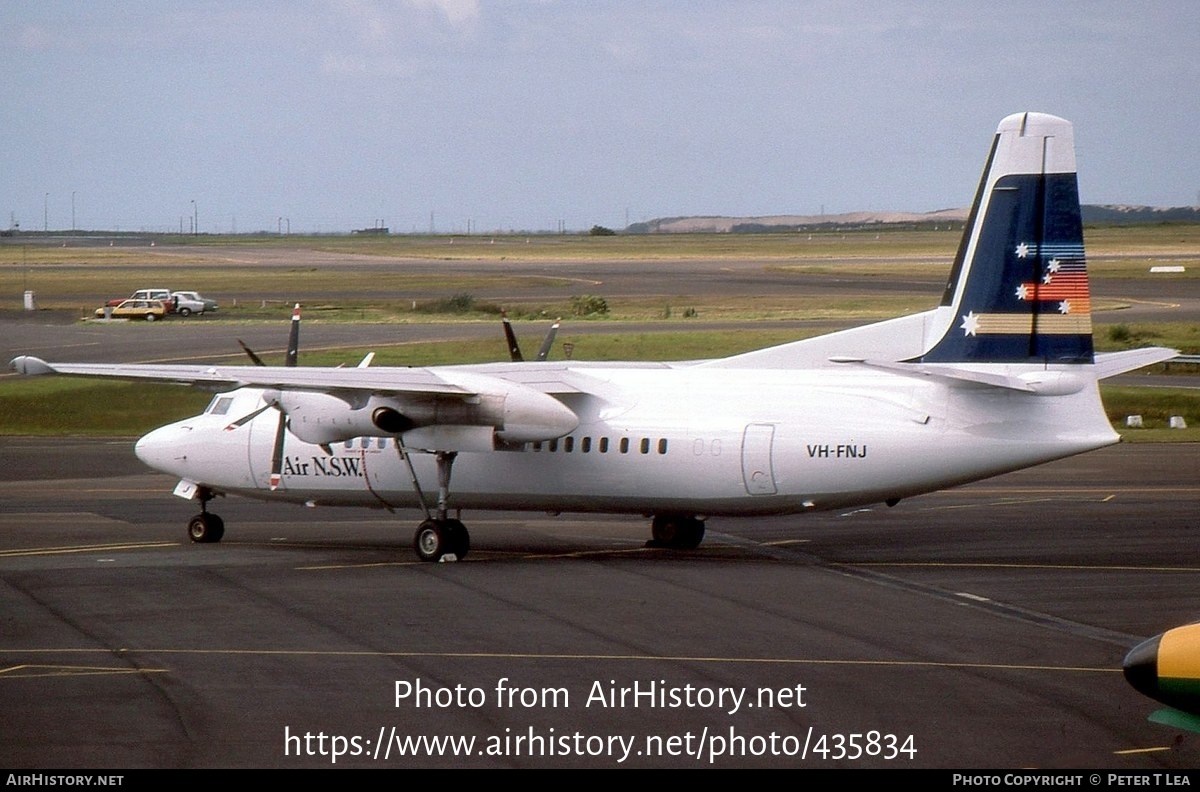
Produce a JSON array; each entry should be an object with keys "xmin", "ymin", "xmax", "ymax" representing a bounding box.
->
[{"xmin": 10, "ymin": 113, "xmax": 1176, "ymax": 561}]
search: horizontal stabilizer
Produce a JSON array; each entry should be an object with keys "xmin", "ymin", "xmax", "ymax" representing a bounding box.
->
[
  {"xmin": 1094, "ymin": 347, "xmax": 1179, "ymax": 379},
  {"xmin": 834, "ymin": 358, "xmax": 1034, "ymax": 392},
  {"xmin": 830, "ymin": 357, "xmax": 1100, "ymax": 395}
]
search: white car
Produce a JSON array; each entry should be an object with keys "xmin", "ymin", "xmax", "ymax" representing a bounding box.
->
[
  {"xmin": 108, "ymin": 288, "xmax": 175, "ymax": 313},
  {"xmin": 171, "ymin": 291, "xmax": 219, "ymax": 317}
]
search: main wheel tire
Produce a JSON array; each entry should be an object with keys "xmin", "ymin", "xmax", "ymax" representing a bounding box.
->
[
  {"xmin": 444, "ymin": 518, "xmax": 470, "ymax": 560},
  {"xmin": 650, "ymin": 515, "xmax": 704, "ymax": 549},
  {"xmin": 677, "ymin": 518, "xmax": 705, "ymax": 549},
  {"xmin": 651, "ymin": 515, "xmax": 681, "ymax": 545},
  {"xmin": 188, "ymin": 513, "xmax": 225, "ymax": 543},
  {"xmin": 413, "ymin": 519, "xmax": 447, "ymax": 562}
]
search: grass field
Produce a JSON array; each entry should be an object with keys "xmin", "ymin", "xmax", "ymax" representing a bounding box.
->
[{"xmin": 5, "ymin": 225, "xmax": 1198, "ymax": 319}]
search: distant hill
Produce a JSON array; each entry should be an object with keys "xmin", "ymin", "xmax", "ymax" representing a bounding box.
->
[
  {"xmin": 627, "ymin": 205, "xmax": 1200, "ymax": 233},
  {"xmin": 1080, "ymin": 205, "xmax": 1200, "ymax": 224}
]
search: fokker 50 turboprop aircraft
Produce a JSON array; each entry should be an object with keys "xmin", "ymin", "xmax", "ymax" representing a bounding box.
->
[{"xmin": 10, "ymin": 113, "xmax": 1176, "ymax": 562}]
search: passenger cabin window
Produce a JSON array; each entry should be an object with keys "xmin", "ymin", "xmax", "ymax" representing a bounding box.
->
[
  {"xmin": 564, "ymin": 437, "xmax": 574, "ymax": 453},
  {"xmin": 640, "ymin": 438, "xmax": 650, "ymax": 454},
  {"xmin": 619, "ymin": 438, "xmax": 630, "ymax": 454},
  {"xmin": 599, "ymin": 438, "xmax": 609, "ymax": 453},
  {"xmin": 658, "ymin": 438, "xmax": 668, "ymax": 455},
  {"xmin": 581, "ymin": 437, "xmax": 591, "ymax": 453}
]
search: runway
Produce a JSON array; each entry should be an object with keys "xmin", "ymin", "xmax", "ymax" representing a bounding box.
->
[{"xmin": 2, "ymin": 437, "xmax": 1198, "ymax": 768}]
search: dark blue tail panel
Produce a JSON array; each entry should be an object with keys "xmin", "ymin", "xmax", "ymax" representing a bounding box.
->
[{"xmin": 921, "ymin": 172, "xmax": 1093, "ymax": 364}]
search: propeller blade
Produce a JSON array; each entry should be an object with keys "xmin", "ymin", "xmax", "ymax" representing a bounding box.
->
[
  {"xmin": 269, "ymin": 410, "xmax": 287, "ymax": 491},
  {"xmin": 535, "ymin": 318, "xmax": 561, "ymax": 362},
  {"xmin": 286, "ymin": 303, "xmax": 300, "ymax": 367},
  {"xmin": 237, "ymin": 339, "xmax": 267, "ymax": 367},
  {"xmin": 501, "ymin": 311, "xmax": 524, "ymax": 362},
  {"xmin": 224, "ymin": 402, "xmax": 273, "ymax": 431}
]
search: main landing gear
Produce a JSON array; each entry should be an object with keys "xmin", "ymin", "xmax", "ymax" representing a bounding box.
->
[
  {"xmin": 413, "ymin": 517, "xmax": 470, "ymax": 562},
  {"xmin": 187, "ymin": 487, "xmax": 224, "ymax": 543},
  {"xmin": 647, "ymin": 514, "xmax": 705, "ymax": 549},
  {"xmin": 399, "ymin": 448, "xmax": 469, "ymax": 562}
]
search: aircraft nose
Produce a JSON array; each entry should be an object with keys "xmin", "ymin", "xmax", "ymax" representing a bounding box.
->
[
  {"xmin": 1124, "ymin": 624, "xmax": 1200, "ymax": 716},
  {"xmin": 1123, "ymin": 635, "xmax": 1161, "ymax": 700},
  {"xmin": 135, "ymin": 424, "xmax": 189, "ymax": 472}
]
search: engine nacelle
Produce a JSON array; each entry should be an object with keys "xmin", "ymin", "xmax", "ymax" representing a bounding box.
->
[
  {"xmin": 276, "ymin": 391, "xmax": 388, "ymax": 445},
  {"xmin": 274, "ymin": 375, "xmax": 578, "ymax": 448}
]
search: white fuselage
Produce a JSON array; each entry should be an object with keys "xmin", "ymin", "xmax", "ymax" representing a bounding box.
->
[{"xmin": 134, "ymin": 363, "xmax": 1118, "ymax": 518}]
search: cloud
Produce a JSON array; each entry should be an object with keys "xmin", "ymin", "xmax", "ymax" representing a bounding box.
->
[
  {"xmin": 407, "ymin": 0, "xmax": 481, "ymax": 26},
  {"xmin": 18, "ymin": 25, "xmax": 57, "ymax": 52}
]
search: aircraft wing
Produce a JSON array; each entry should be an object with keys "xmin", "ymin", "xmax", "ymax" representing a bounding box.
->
[
  {"xmin": 8, "ymin": 355, "xmax": 622, "ymax": 399},
  {"xmin": 10, "ymin": 356, "xmax": 469, "ymax": 395},
  {"xmin": 10, "ymin": 355, "xmax": 582, "ymax": 448}
]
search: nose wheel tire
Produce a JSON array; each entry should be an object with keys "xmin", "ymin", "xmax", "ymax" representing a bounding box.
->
[{"xmin": 188, "ymin": 513, "xmax": 225, "ymax": 543}]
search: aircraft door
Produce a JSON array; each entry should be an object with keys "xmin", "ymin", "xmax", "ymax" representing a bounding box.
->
[
  {"xmin": 741, "ymin": 423, "xmax": 777, "ymax": 495},
  {"xmin": 246, "ymin": 414, "xmax": 274, "ymax": 491}
]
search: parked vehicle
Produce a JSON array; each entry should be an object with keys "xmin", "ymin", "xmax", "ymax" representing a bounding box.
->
[
  {"xmin": 95, "ymin": 299, "xmax": 167, "ymax": 321},
  {"xmin": 171, "ymin": 291, "xmax": 219, "ymax": 316},
  {"xmin": 107, "ymin": 289, "xmax": 176, "ymax": 313}
]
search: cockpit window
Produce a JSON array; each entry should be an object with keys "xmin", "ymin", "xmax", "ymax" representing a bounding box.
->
[{"xmin": 206, "ymin": 396, "xmax": 235, "ymax": 416}]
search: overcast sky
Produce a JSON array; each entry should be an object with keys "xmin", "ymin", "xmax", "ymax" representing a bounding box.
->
[{"xmin": 3, "ymin": 1, "xmax": 1197, "ymax": 234}]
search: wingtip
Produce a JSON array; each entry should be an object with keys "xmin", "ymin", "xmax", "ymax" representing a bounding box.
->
[{"xmin": 9, "ymin": 355, "xmax": 54, "ymax": 375}]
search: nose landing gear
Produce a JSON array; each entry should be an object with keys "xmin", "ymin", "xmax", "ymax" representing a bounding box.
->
[{"xmin": 187, "ymin": 487, "xmax": 224, "ymax": 543}]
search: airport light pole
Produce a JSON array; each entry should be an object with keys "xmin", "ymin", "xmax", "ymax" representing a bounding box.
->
[
  {"xmin": 191, "ymin": 200, "xmax": 197, "ymax": 236},
  {"xmin": 44, "ymin": 193, "xmax": 48, "ymax": 232}
]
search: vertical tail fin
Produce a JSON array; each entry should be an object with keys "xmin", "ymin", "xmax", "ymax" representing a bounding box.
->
[{"xmin": 920, "ymin": 113, "xmax": 1093, "ymax": 364}]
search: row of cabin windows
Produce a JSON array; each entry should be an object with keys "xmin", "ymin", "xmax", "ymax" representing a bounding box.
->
[
  {"xmin": 203, "ymin": 394, "xmax": 672, "ymax": 458},
  {"xmin": 530, "ymin": 436, "xmax": 668, "ymax": 455},
  {"xmin": 337, "ymin": 436, "xmax": 667, "ymax": 454},
  {"xmin": 333, "ymin": 436, "xmax": 672, "ymax": 453},
  {"xmin": 332, "ymin": 436, "xmax": 669, "ymax": 454}
]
